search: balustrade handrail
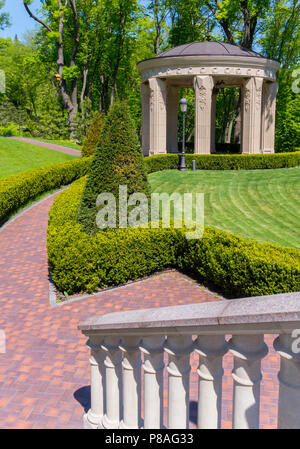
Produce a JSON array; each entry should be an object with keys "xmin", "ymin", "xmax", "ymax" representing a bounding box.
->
[
  {"xmin": 78, "ymin": 291, "xmax": 300, "ymax": 430},
  {"xmin": 79, "ymin": 291, "xmax": 300, "ymax": 336}
]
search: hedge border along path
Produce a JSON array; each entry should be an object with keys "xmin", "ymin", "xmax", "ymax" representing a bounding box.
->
[
  {"xmin": 0, "ymin": 157, "xmax": 92, "ymax": 224},
  {"xmin": 47, "ymin": 176, "xmax": 300, "ymax": 298}
]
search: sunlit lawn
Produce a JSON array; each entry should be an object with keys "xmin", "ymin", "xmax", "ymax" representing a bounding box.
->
[
  {"xmin": 149, "ymin": 167, "xmax": 300, "ymax": 249},
  {"xmin": 0, "ymin": 137, "xmax": 78, "ymax": 179}
]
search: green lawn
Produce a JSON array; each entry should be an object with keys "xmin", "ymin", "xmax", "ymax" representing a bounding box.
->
[
  {"xmin": 149, "ymin": 168, "xmax": 300, "ymax": 249},
  {"xmin": 0, "ymin": 137, "xmax": 78, "ymax": 179}
]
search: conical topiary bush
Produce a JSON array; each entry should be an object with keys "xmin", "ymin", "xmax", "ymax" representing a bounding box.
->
[
  {"xmin": 81, "ymin": 111, "xmax": 104, "ymax": 158},
  {"xmin": 77, "ymin": 101, "xmax": 150, "ymax": 234}
]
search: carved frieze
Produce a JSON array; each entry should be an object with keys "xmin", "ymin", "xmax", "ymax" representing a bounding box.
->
[{"xmin": 140, "ymin": 65, "xmax": 276, "ymax": 82}]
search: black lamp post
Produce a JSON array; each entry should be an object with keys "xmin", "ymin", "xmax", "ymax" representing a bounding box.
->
[{"xmin": 179, "ymin": 97, "xmax": 188, "ymax": 171}]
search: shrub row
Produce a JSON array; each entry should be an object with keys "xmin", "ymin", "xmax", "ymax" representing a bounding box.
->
[
  {"xmin": 48, "ymin": 177, "xmax": 182, "ymax": 294},
  {"xmin": 0, "ymin": 157, "xmax": 92, "ymax": 224},
  {"xmin": 3, "ymin": 150, "xmax": 299, "ymax": 225},
  {"xmin": 47, "ymin": 177, "xmax": 300, "ymax": 298},
  {"xmin": 144, "ymin": 151, "xmax": 300, "ymax": 173}
]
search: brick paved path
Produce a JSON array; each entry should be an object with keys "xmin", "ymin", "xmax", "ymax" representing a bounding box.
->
[
  {"xmin": 0, "ymin": 193, "xmax": 279, "ymax": 428},
  {"xmin": 8, "ymin": 137, "xmax": 81, "ymax": 157}
]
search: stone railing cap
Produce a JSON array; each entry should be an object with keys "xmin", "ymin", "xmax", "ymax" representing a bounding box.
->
[{"xmin": 78, "ymin": 292, "xmax": 300, "ymax": 333}]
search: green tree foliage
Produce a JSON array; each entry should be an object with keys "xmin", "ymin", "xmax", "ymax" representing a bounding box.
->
[
  {"xmin": 0, "ymin": 1, "xmax": 10, "ymax": 30},
  {"xmin": 0, "ymin": 0, "xmax": 295, "ymax": 148},
  {"xmin": 81, "ymin": 111, "xmax": 104, "ymax": 158},
  {"xmin": 0, "ymin": 37, "xmax": 66, "ymax": 137},
  {"xmin": 168, "ymin": 0, "xmax": 214, "ymax": 47},
  {"xmin": 0, "ymin": 101, "xmax": 27, "ymax": 131},
  {"xmin": 275, "ymin": 69, "xmax": 300, "ymax": 152},
  {"xmin": 23, "ymin": 0, "xmax": 148, "ymax": 136},
  {"xmin": 77, "ymin": 101, "xmax": 150, "ymax": 234},
  {"xmin": 259, "ymin": 0, "xmax": 300, "ymax": 69},
  {"xmin": 258, "ymin": 0, "xmax": 300, "ymax": 151}
]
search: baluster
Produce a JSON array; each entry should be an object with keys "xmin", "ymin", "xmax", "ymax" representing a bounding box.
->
[
  {"xmin": 140, "ymin": 336, "xmax": 165, "ymax": 429},
  {"xmin": 83, "ymin": 337, "xmax": 105, "ymax": 429},
  {"xmin": 101, "ymin": 337, "xmax": 122, "ymax": 429},
  {"xmin": 229, "ymin": 334, "xmax": 268, "ymax": 429},
  {"xmin": 119, "ymin": 337, "xmax": 142, "ymax": 429},
  {"xmin": 274, "ymin": 333, "xmax": 300, "ymax": 429},
  {"xmin": 195, "ymin": 334, "xmax": 228, "ymax": 428},
  {"xmin": 165, "ymin": 335, "xmax": 193, "ymax": 429}
]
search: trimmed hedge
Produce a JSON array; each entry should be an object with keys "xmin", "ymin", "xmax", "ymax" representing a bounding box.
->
[
  {"xmin": 0, "ymin": 157, "xmax": 92, "ymax": 223},
  {"xmin": 47, "ymin": 177, "xmax": 300, "ymax": 297},
  {"xmin": 48, "ymin": 177, "xmax": 181, "ymax": 293},
  {"xmin": 177, "ymin": 228, "xmax": 300, "ymax": 298},
  {"xmin": 144, "ymin": 152, "xmax": 300, "ymax": 173}
]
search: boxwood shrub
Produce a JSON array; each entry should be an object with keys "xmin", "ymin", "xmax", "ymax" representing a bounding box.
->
[
  {"xmin": 48, "ymin": 177, "xmax": 183, "ymax": 294},
  {"xmin": 0, "ymin": 157, "xmax": 92, "ymax": 224},
  {"xmin": 144, "ymin": 151, "xmax": 300, "ymax": 173},
  {"xmin": 47, "ymin": 177, "xmax": 300, "ymax": 298}
]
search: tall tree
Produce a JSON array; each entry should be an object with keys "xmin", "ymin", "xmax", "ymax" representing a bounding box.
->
[
  {"xmin": 259, "ymin": 0, "xmax": 300, "ymax": 69},
  {"xmin": 23, "ymin": 0, "xmax": 144, "ymax": 134},
  {"xmin": 23, "ymin": 0, "xmax": 81, "ymax": 137},
  {"xmin": 148, "ymin": 0, "xmax": 169, "ymax": 54}
]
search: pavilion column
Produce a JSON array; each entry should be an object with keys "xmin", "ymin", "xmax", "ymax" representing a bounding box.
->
[
  {"xmin": 149, "ymin": 77, "xmax": 167, "ymax": 155},
  {"xmin": 194, "ymin": 75, "xmax": 214, "ymax": 154},
  {"xmin": 241, "ymin": 77, "xmax": 263, "ymax": 154},
  {"xmin": 167, "ymin": 85, "xmax": 178, "ymax": 153},
  {"xmin": 140, "ymin": 83, "xmax": 150, "ymax": 156},
  {"xmin": 261, "ymin": 81, "xmax": 278, "ymax": 154},
  {"xmin": 210, "ymin": 87, "xmax": 218, "ymax": 153}
]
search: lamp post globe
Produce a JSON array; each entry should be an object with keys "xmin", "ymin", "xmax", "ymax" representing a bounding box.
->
[{"xmin": 179, "ymin": 97, "xmax": 188, "ymax": 171}]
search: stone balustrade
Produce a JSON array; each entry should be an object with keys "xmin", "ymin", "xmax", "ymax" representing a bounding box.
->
[{"xmin": 78, "ymin": 291, "xmax": 300, "ymax": 429}]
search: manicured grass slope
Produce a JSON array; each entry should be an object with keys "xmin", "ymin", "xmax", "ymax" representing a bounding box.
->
[
  {"xmin": 0, "ymin": 137, "xmax": 78, "ymax": 179},
  {"xmin": 149, "ymin": 168, "xmax": 300, "ymax": 249}
]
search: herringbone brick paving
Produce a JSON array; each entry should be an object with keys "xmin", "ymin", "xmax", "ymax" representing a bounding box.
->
[{"xmin": 0, "ymin": 193, "xmax": 279, "ymax": 428}]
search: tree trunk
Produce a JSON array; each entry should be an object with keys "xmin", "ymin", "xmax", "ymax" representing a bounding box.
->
[
  {"xmin": 24, "ymin": 0, "xmax": 80, "ymax": 139},
  {"xmin": 80, "ymin": 68, "xmax": 89, "ymax": 105}
]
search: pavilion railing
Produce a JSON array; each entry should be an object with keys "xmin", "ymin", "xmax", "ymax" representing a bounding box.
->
[{"xmin": 78, "ymin": 291, "xmax": 300, "ymax": 429}]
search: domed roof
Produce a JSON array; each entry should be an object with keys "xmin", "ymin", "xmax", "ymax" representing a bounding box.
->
[{"xmin": 156, "ymin": 41, "xmax": 265, "ymax": 59}]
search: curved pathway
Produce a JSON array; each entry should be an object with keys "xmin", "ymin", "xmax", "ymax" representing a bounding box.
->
[
  {"xmin": 0, "ymin": 193, "xmax": 279, "ymax": 428},
  {"xmin": 8, "ymin": 137, "xmax": 81, "ymax": 157}
]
